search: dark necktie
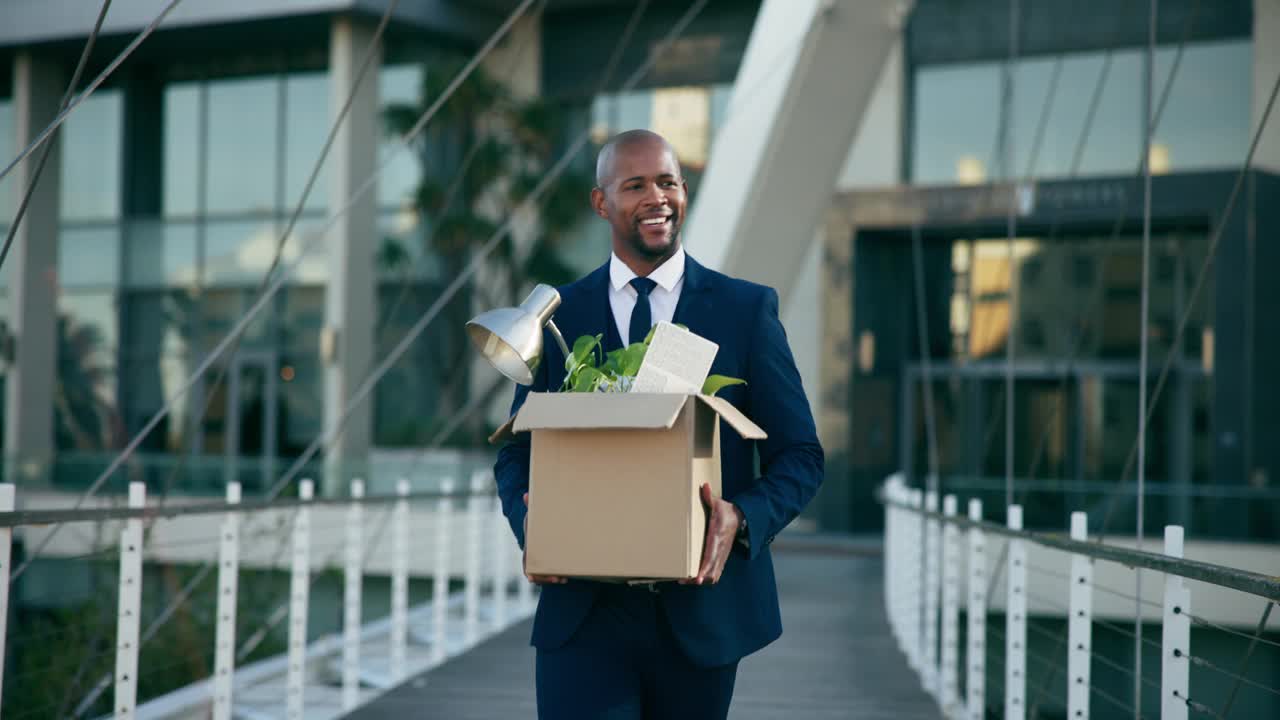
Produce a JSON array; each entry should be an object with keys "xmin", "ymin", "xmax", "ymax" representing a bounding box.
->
[{"xmin": 628, "ymin": 277, "xmax": 658, "ymax": 346}]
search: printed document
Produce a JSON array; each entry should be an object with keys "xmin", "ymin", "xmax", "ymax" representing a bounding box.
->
[{"xmin": 632, "ymin": 322, "xmax": 718, "ymax": 394}]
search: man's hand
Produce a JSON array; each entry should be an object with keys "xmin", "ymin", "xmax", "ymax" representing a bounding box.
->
[
  {"xmin": 680, "ymin": 483, "xmax": 743, "ymax": 586},
  {"xmin": 522, "ymin": 492, "xmax": 567, "ymax": 585}
]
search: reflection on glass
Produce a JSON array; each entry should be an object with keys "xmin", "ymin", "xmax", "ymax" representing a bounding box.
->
[
  {"xmin": 1080, "ymin": 377, "xmax": 1170, "ymax": 482},
  {"xmin": 912, "ymin": 40, "xmax": 1249, "ymax": 182},
  {"xmin": 56, "ymin": 290, "xmax": 120, "ymax": 451},
  {"xmin": 284, "ymin": 73, "xmax": 329, "ymax": 212},
  {"xmin": 61, "ymin": 91, "xmax": 122, "ymax": 220},
  {"xmin": 204, "ymin": 219, "xmax": 279, "ymax": 285},
  {"xmin": 377, "ymin": 209, "xmax": 439, "ymax": 280},
  {"xmin": 379, "ymin": 64, "xmax": 423, "ymax": 209},
  {"xmin": 375, "ymin": 282, "xmax": 442, "ymax": 446},
  {"xmin": 952, "ymin": 234, "xmax": 1208, "ymax": 362},
  {"xmin": 202, "ymin": 288, "xmax": 270, "ymax": 351},
  {"xmin": 119, "ymin": 352, "xmax": 193, "ymax": 452},
  {"xmin": 206, "ymin": 77, "xmax": 279, "ymax": 214},
  {"xmin": 124, "ymin": 220, "xmax": 199, "ymax": 287},
  {"xmin": 164, "ymin": 83, "xmax": 201, "ymax": 217},
  {"xmin": 122, "ymin": 289, "xmax": 196, "ymax": 358},
  {"xmin": 913, "ymin": 63, "xmax": 1000, "ymax": 184},
  {"xmin": 1152, "ymin": 40, "xmax": 1252, "ymax": 170},
  {"xmin": 278, "ymin": 287, "xmax": 323, "ymax": 454},
  {"xmin": 120, "ymin": 290, "xmax": 196, "ymax": 451},
  {"xmin": 60, "ymin": 225, "xmax": 121, "ymax": 287},
  {"xmin": 280, "ymin": 219, "xmax": 329, "ymax": 284}
]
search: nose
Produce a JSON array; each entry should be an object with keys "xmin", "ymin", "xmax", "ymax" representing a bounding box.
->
[{"xmin": 644, "ymin": 182, "xmax": 667, "ymax": 206}]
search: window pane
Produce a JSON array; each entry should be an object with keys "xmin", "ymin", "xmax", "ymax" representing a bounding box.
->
[
  {"xmin": 913, "ymin": 64, "xmax": 1000, "ymax": 184},
  {"xmin": 163, "ymin": 83, "xmax": 200, "ymax": 217},
  {"xmin": 206, "ymin": 77, "xmax": 279, "ymax": 214},
  {"xmin": 60, "ymin": 224, "xmax": 120, "ymax": 287},
  {"xmin": 124, "ymin": 220, "xmax": 199, "ymax": 288},
  {"xmin": 281, "ymin": 218, "xmax": 330, "ymax": 284},
  {"xmin": 56, "ymin": 290, "xmax": 119, "ymax": 451},
  {"xmin": 1151, "ymin": 39, "xmax": 1251, "ymax": 171},
  {"xmin": 284, "ymin": 72, "xmax": 329, "ymax": 212},
  {"xmin": 1071, "ymin": 49, "xmax": 1143, "ymax": 176},
  {"xmin": 377, "ymin": 209, "xmax": 439, "ymax": 280},
  {"xmin": 278, "ymin": 287, "xmax": 323, "ymax": 455},
  {"xmin": 204, "ymin": 218, "xmax": 278, "ymax": 286},
  {"xmin": 379, "ymin": 64, "xmax": 423, "ymax": 209},
  {"xmin": 60, "ymin": 90, "xmax": 122, "ymax": 220}
]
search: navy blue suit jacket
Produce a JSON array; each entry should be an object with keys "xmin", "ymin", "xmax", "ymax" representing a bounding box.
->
[{"xmin": 493, "ymin": 254, "xmax": 824, "ymax": 668}]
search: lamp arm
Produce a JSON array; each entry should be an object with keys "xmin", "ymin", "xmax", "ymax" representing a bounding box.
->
[{"xmin": 545, "ymin": 318, "xmax": 571, "ymax": 358}]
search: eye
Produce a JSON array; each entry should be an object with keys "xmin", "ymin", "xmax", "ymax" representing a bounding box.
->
[{"xmin": 661, "ymin": 180, "xmax": 677, "ymax": 188}]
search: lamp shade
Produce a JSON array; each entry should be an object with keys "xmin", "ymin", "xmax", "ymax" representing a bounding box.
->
[{"xmin": 466, "ymin": 284, "xmax": 563, "ymax": 386}]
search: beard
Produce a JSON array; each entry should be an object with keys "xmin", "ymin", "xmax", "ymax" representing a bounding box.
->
[{"xmin": 623, "ymin": 212, "xmax": 681, "ymax": 260}]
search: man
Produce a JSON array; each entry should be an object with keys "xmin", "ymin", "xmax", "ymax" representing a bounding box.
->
[{"xmin": 494, "ymin": 129, "xmax": 823, "ymax": 719}]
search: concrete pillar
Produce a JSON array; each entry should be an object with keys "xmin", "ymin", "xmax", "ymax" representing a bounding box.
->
[
  {"xmin": 684, "ymin": 0, "xmax": 910, "ymax": 295},
  {"xmin": 4, "ymin": 52, "xmax": 63, "ymax": 483},
  {"xmin": 323, "ymin": 17, "xmax": 379, "ymax": 496},
  {"xmin": 1254, "ymin": 0, "xmax": 1280, "ymax": 173}
]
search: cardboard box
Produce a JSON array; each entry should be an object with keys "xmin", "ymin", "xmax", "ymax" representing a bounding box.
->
[{"xmin": 507, "ymin": 392, "xmax": 766, "ymax": 580}]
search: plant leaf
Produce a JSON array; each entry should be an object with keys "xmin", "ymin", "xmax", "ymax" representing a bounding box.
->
[
  {"xmin": 619, "ymin": 343, "xmax": 648, "ymax": 376},
  {"xmin": 702, "ymin": 375, "xmax": 746, "ymax": 396},
  {"xmin": 603, "ymin": 347, "xmax": 624, "ymax": 376},
  {"xmin": 566, "ymin": 334, "xmax": 600, "ymax": 371},
  {"xmin": 572, "ymin": 366, "xmax": 604, "ymax": 393}
]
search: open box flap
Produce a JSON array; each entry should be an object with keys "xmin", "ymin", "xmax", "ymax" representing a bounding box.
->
[{"xmin": 696, "ymin": 394, "xmax": 767, "ymax": 440}]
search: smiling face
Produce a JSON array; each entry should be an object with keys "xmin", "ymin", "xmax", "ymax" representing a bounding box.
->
[{"xmin": 591, "ymin": 133, "xmax": 688, "ymax": 272}]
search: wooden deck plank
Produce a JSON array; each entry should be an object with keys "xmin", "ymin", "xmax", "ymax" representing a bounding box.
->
[{"xmin": 349, "ymin": 545, "xmax": 939, "ymax": 719}]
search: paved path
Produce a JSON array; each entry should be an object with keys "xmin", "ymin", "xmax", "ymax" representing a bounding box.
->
[{"xmin": 350, "ymin": 540, "xmax": 940, "ymax": 719}]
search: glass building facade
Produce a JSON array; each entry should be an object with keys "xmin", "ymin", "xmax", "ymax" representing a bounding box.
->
[
  {"xmin": 819, "ymin": 0, "xmax": 1268, "ymax": 538},
  {"xmin": 912, "ymin": 39, "xmax": 1253, "ymax": 183}
]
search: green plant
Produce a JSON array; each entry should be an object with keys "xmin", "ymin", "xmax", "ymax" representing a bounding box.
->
[{"xmin": 560, "ymin": 326, "xmax": 745, "ymax": 396}]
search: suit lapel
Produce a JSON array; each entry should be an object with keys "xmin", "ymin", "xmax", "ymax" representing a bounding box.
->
[{"xmin": 672, "ymin": 253, "xmax": 714, "ymax": 336}]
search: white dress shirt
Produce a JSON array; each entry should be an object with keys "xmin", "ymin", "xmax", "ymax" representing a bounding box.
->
[{"xmin": 608, "ymin": 246, "xmax": 686, "ymax": 345}]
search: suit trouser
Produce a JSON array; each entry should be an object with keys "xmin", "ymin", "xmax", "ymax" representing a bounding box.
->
[{"xmin": 535, "ymin": 584, "xmax": 739, "ymax": 720}]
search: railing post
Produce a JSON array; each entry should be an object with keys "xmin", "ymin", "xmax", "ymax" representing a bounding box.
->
[
  {"xmin": 908, "ymin": 489, "xmax": 924, "ymax": 674},
  {"xmin": 464, "ymin": 471, "xmax": 485, "ymax": 646},
  {"xmin": 286, "ymin": 479, "xmax": 314, "ymax": 720},
  {"xmin": 114, "ymin": 482, "xmax": 146, "ymax": 720},
  {"xmin": 490, "ymin": 496, "xmax": 508, "ymax": 632},
  {"xmin": 940, "ymin": 495, "xmax": 960, "ymax": 713},
  {"xmin": 432, "ymin": 478, "xmax": 453, "ymax": 664},
  {"xmin": 966, "ymin": 499, "xmax": 986, "ymax": 720},
  {"xmin": 884, "ymin": 482, "xmax": 899, "ymax": 643},
  {"xmin": 213, "ymin": 482, "xmax": 242, "ymax": 720},
  {"xmin": 1067, "ymin": 512, "xmax": 1092, "ymax": 720},
  {"xmin": 1005, "ymin": 504, "xmax": 1026, "ymax": 720},
  {"xmin": 1162, "ymin": 525, "xmax": 1190, "ymax": 720},
  {"xmin": 923, "ymin": 491, "xmax": 941, "ymax": 697},
  {"xmin": 0, "ymin": 483, "xmax": 14, "ymax": 715},
  {"xmin": 342, "ymin": 478, "xmax": 365, "ymax": 711},
  {"xmin": 390, "ymin": 478, "xmax": 410, "ymax": 683}
]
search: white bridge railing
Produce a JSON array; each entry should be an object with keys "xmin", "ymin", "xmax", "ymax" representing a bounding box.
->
[
  {"xmin": 881, "ymin": 474, "xmax": 1280, "ymax": 720},
  {"xmin": 0, "ymin": 472, "xmax": 530, "ymax": 719}
]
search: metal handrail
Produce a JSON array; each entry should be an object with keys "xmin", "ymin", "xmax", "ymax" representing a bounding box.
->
[
  {"xmin": 878, "ymin": 491, "xmax": 1280, "ymax": 603},
  {"xmin": 0, "ymin": 489, "xmax": 493, "ymax": 529}
]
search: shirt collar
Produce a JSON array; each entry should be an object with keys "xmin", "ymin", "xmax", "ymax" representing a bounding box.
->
[{"xmin": 609, "ymin": 246, "xmax": 686, "ymax": 292}]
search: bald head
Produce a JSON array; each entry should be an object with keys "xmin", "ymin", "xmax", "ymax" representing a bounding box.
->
[{"xmin": 595, "ymin": 130, "xmax": 681, "ymax": 188}]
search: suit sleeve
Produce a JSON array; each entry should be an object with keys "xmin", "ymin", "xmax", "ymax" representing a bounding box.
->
[
  {"xmin": 730, "ymin": 288, "xmax": 825, "ymax": 558},
  {"xmin": 493, "ymin": 330, "xmax": 552, "ymax": 549}
]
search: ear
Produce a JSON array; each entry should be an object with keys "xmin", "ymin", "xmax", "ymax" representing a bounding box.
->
[{"xmin": 590, "ymin": 187, "xmax": 608, "ymax": 219}]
